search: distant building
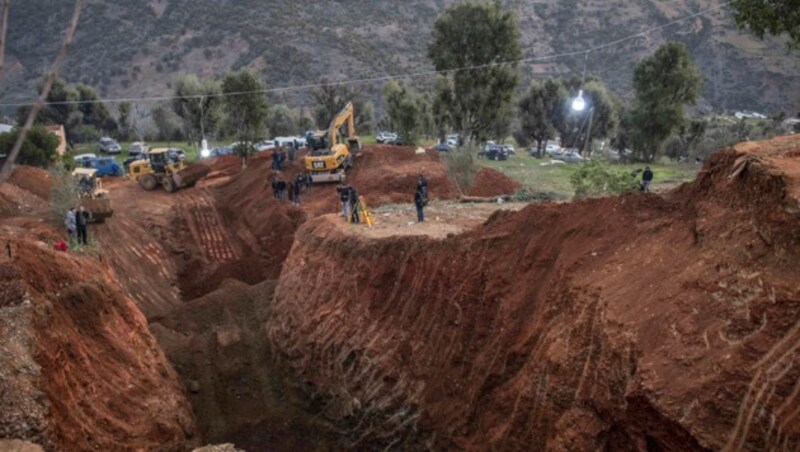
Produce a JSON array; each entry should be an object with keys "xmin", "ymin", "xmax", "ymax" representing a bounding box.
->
[
  {"xmin": 45, "ymin": 124, "xmax": 67, "ymax": 155},
  {"xmin": 734, "ymin": 111, "xmax": 768, "ymax": 120}
]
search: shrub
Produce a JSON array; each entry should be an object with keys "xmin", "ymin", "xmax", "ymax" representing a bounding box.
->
[
  {"xmin": 570, "ymin": 160, "xmax": 640, "ymax": 198},
  {"xmin": 443, "ymin": 145, "xmax": 478, "ymax": 195}
]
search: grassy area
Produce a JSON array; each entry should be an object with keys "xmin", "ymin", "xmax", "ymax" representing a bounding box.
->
[{"xmin": 476, "ymin": 154, "xmax": 700, "ymax": 200}]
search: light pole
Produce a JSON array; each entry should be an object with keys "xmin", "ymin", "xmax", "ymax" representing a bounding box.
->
[{"xmin": 571, "ymin": 90, "xmax": 594, "ymax": 158}]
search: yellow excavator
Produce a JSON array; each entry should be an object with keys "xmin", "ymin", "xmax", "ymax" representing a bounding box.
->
[{"xmin": 304, "ymin": 102, "xmax": 361, "ymax": 183}]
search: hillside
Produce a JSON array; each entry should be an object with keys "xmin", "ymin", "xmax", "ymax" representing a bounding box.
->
[{"xmin": 2, "ymin": 0, "xmax": 799, "ymax": 114}]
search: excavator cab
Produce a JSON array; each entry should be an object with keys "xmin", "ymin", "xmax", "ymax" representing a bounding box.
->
[{"xmin": 304, "ymin": 102, "xmax": 360, "ymax": 182}]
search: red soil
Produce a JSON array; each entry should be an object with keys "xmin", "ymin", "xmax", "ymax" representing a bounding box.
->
[
  {"xmin": 467, "ymin": 167, "xmax": 522, "ymax": 197},
  {"xmin": 266, "ymin": 135, "xmax": 800, "ymax": 449},
  {"xmin": 9, "ymin": 166, "xmax": 51, "ymax": 200},
  {"xmin": 0, "ymin": 233, "xmax": 198, "ymax": 450}
]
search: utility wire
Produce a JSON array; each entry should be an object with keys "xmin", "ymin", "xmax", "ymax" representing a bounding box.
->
[{"xmin": 0, "ymin": 2, "xmax": 728, "ymax": 108}]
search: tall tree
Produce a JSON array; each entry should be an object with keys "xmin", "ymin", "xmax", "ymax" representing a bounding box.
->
[
  {"xmin": 629, "ymin": 43, "xmax": 703, "ymax": 161},
  {"xmin": 171, "ymin": 74, "xmax": 222, "ymax": 149},
  {"xmin": 383, "ymin": 80, "xmax": 421, "ymax": 145},
  {"xmin": 75, "ymin": 83, "xmax": 116, "ymax": 134},
  {"xmin": 151, "ymin": 104, "xmax": 183, "ymax": 142},
  {"xmin": 731, "ymin": 0, "xmax": 800, "ymax": 48},
  {"xmin": 117, "ymin": 102, "xmax": 132, "ymax": 141},
  {"xmin": 428, "ymin": 1, "xmax": 521, "ymax": 142},
  {"xmin": 557, "ymin": 77, "xmax": 619, "ymax": 156},
  {"xmin": 518, "ymin": 78, "xmax": 567, "ymax": 157},
  {"xmin": 221, "ymin": 70, "xmax": 268, "ymax": 166},
  {"xmin": 268, "ymin": 104, "xmax": 298, "ymax": 137},
  {"xmin": 311, "ymin": 78, "xmax": 372, "ymax": 134}
]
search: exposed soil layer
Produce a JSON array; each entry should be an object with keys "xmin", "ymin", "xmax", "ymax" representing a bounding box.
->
[
  {"xmin": 266, "ymin": 135, "xmax": 800, "ymax": 449},
  {"xmin": 150, "ymin": 279, "xmax": 338, "ymax": 451},
  {"xmin": 0, "ymin": 230, "xmax": 198, "ymax": 451}
]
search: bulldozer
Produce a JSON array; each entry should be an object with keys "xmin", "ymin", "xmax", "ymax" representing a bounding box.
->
[
  {"xmin": 304, "ymin": 102, "xmax": 361, "ymax": 183},
  {"xmin": 72, "ymin": 167, "xmax": 113, "ymax": 222},
  {"xmin": 128, "ymin": 148, "xmax": 210, "ymax": 193}
]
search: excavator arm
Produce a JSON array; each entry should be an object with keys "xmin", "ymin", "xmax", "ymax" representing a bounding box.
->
[
  {"xmin": 305, "ymin": 101, "xmax": 360, "ymax": 183},
  {"xmin": 327, "ymin": 102, "xmax": 355, "ymax": 148}
]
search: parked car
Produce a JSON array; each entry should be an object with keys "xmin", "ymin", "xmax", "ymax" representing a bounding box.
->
[
  {"xmin": 552, "ymin": 150, "xmax": 584, "ymax": 163},
  {"xmin": 445, "ymin": 134, "xmax": 460, "ymax": 146},
  {"xmin": 434, "ymin": 143, "xmax": 454, "ymax": 152},
  {"xmin": 376, "ymin": 132, "xmax": 397, "ymax": 144},
  {"xmin": 97, "ymin": 137, "xmax": 122, "ymax": 154},
  {"xmin": 255, "ymin": 140, "xmax": 275, "ymax": 152},
  {"xmin": 128, "ymin": 142, "xmax": 148, "ymax": 156},
  {"xmin": 74, "ymin": 153, "xmax": 97, "ymax": 164},
  {"xmin": 80, "ymin": 156, "xmax": 122, "ymax": 177},
  {"xmin": 545, "ymin": 142, "xmax": 561, "ymax": 155},
  {"xmin": 478, "ymin": 144, "xmax": 508, "ymax": 161},
  {"xmin": 211, "ymin": 146, "xmax": 233, "ymax": 157},
  {"xmin": 502, "ymin": 144, "xmax": 516, "ymax": 155},
  {"xmin": 385, "ymin": 136, "xmax": 405, "ymax": 146}
]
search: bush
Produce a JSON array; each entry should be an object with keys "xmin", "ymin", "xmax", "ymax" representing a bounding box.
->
[
  {"xmin": 443, "ymin": 145, "xmax": 478, "ymax": 195},
  {"xmin": 0, "ymin": 125, "xmax": 60, "ymax": 167},
  {"xmin": 570, "ymin": 160, "xmax": 640, "ymax": 198},
  {"xmin": 49, "ymin": 161, "xmax": 79, "ymax": 223}
]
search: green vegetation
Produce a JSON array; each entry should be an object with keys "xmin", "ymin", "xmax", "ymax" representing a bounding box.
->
[
  {"xmin": 628, "ymin": 43, "xmax": 704, "ymax": 162},
  {"xmin": 443, "ymin": 145, "xmax": 479, "ymax": 195},
  {"xmin": 569, "ymin": 160, "xmax": 640, "ymax": 198},
  {"xmin": 731, "ymin": 0, "xmax": 800, "ymax": 48},
  {"xmin": 382, "ymin": 81, "xmax": 425, "ymax": 145},
  {"xmin": 171, "ymin": 74, "xmax": 223, "ymax": 149},
  {"xmin": 221, "ymin": 70, "xmax": 269, "ymax": 165},
  {"xmin": 428, "ymin": 1, "xmax": 521, "ymax": 142},
  {"xmin": 0, "ymin": 126, "xmax": 59, "ymax": 167},
  {"xmin": 476, "ymin": 154, "xmax": 698, "ymax": 200}
]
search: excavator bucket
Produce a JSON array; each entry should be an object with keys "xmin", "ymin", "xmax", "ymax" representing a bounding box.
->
[
  {"xmin": 173, "ymin": 163, "xmax": 210, "ymax": 188},
  {"xmin": 79, "ymin": 197, "xmax": 113, "ymax": 223}
]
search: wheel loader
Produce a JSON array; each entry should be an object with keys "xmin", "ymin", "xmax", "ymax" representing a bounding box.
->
[
  {"xmin": 304, "ymin": 102, "xmax": 361, "ymax": 183},
  {"xmin": 128, "ymin": 148, "xmax": 210, "ymax": 193},
  {"xmin": 72, "ymin": 167, "xmax": 113, "ymax": 222}
]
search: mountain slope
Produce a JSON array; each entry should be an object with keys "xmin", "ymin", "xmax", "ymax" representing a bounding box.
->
[{"xmin": 2, "ymin": 0, "xmax": 798, "ymax": 113}]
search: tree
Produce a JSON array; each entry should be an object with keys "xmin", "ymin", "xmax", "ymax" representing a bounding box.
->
[
  {"xmin": 0, "ymin": 126, "xmax": 59, "ymax": 168},
  {"xmin": 117, "ymin": 102, "xmax": 132, "ymax": 141},
  {"xmin": 428, "ymin": 1, "xmax": 521, "ymax": 142},
  {"xmin": 383, "ymin": 81, "xmax": 422, "ymax": 144},
  {"xmin": 75, "ymin": 83, "xmax": 116, "ymax": 135},
  {"xmin": 731, "ymin": 0, "xmax": 800, "ymax": 48},
  {"xmin": 312, "ymin": 78, "xmax": 372, "ymax": 134},
  {"xmin": 221, "ymin": 70, "xmax": 268, "ymax": 167},
  {"xmin": 171, "ymin": 74, "xmax": 222, "ymax": 149},
  {"xmin": 151, "ymin": 104, "xmax": 184, "ymax": 142},
  {"xmin": 628, "ymin": 43, "xmax": 703, "ymax": 162},
  {"xmin": 518, "ymin": 78, "xmax": 567, "ymax": 157},
  {"xmin": 268, "ymin": 104, "xmax": 298, "ymax": 137},
  {"xmin": 557, "ymin": 78, "xmax": 619, "ymax": 157}
]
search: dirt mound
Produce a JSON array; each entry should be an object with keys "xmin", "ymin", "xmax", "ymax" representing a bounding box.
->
[
  {"xmin": 0, "ymin": 233, "xmax": 198, "ymax": 450},
  {"xmin": 467, "ymin": 167, "xmax": 521, "ymax": 197},
  {"xmin": 266, "ymin": 135, "xmax": 800, "ymax": 449},
  {"xmin": 9, "ymin": 166, "xmax": 51, "ymax": 201}
]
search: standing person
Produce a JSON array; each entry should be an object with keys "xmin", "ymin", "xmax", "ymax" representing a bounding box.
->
[
  {"xmin": 306, "ymin": 172, "xmax": 313, "ymax": 189},
  {"xmin": 271, "ymin": 177, "xmax": 279, "ymax": 199},
  {"xmin": 277, "ymin": 178, "xmax": 287, "ymax": 202},
  {"xmin": 287, "ymin": 180, "xmax": 295, "ymax": 204},
  {"xmin": 337, "ymin": 182, "xmax": 350, "ymax": 219},
  {"xmin": 417, "ymin": 174, "xmax": 428, "ymax": 198},
  {"xmin": 289, "ymin": 141, "xmax": 297, "ymax": 162},
  {"xmin": 294, "ymin": 175, "xmax": 304, "ymax": 205},
  {"xmin": 349, "ymin": 186, "xmax": 360, "ymax": 224},
  {"xmin": 414, "ymin": 188, "xmax": 426, "ymax": 223},
  {"xmin": 64, "ymin": 208, "xmax": 77, "ymax": 243},
  {"xmin": 642, "ymin": 166, "xmax": 654, "ymax": 192},
  {"xmin": 76, "ymin": 206, "xmax": 89, "ymax": 245},
  {"xmin": 271, "ymin": 149, "xmax": 279, "ymax": 171},
  {"xmin": 278, "ymin": 148, "xmax": 287, "ymax": 170}
]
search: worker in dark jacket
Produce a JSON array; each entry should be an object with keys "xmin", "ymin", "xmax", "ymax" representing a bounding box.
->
[
  {"xmin": 337, "ymin": 183, "xmax": 350, "ymax": 219},
  {"xmin": 417, "ymin": 174, "xmax": 428, "ymax": 197},
  {"xmin": 414, "ymin": 188, "xmax": 426, "ymax": 223},
  {"xmin": 349, "ymin": 186, "xmax": 360, "ymax": 223},
  {"xmin": 271, "ymin": 177, "xmax": 279, "ymax": 199},
  {"xmin": 642, "ymin": 166, "xmax": 654, "ymax": 192},
  {"xmin": 76, "ymin": 206, "xmax": 89, "ymax": 245},
  {"xmin": 294, "ymin": 175, "xmax": 304, "ymax": 205},
  {"xmin": 277, "ymin": 178, "xmax": 287, "ymax": 202}
]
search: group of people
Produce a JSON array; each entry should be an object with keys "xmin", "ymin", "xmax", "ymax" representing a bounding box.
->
[
  {"xmin": 272, "ymin": 173, "xmax": 312, "ymax": 205},
  {"xmin": 336, "ymin": 182, "xmax": 362, "ymax": 223},
  {"xmin": 64, "ymin": 206, "xmax": 90, "ymax": 246},
  {"xmin": 270, "ymin": 141, "xmax": 302, "ymax": 171}
]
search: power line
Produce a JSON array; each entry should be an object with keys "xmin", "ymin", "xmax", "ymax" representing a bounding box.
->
[{"xmin": 0, "ymin": 2, "xmax": 728, "ymax": 108}]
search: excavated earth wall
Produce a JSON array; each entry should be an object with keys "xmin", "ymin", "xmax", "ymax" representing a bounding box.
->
[{"xmin": 266, "ymin": 136, "xmax": 800, "ymax": 450}]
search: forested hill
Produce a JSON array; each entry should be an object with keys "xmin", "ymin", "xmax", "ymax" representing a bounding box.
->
[{"xmin": 3, "ymin": 0, "xmax": 798, "ymax": 113}]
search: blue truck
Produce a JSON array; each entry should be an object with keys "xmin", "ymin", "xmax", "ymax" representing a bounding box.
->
[{"xmin": 80, "ymin": 156, "xmax": 123, "ymax": 177}]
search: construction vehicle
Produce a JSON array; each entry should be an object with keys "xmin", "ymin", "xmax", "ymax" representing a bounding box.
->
[
  {"xmin": 127, "ymin": 148, "xmax": 210, "ymax": 193},
  {"xmin": 72, "ymin": 167, "xmax": 113, "ymax": 222},
  {"xmin": 304, "ymin": 102, "xmax": 361, "ymax": 183}
]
